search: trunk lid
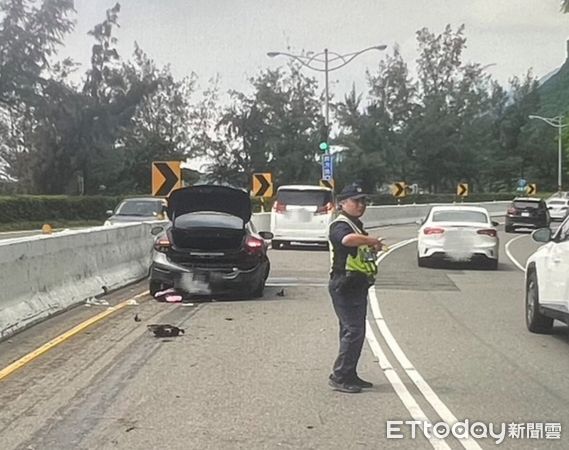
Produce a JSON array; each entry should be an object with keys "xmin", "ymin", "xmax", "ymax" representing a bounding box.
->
[{"xmin": 167, "ymin": 185, "xmax": 251, "ymax": 223}]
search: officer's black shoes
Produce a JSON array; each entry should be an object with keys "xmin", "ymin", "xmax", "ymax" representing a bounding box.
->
[
  {"xmin": 328, "ymin": 376, "xmax": 362, "ymax": 394},
  {"xmin": 351, "ymin": 376, "xmax": 373, "ymax": 389}
]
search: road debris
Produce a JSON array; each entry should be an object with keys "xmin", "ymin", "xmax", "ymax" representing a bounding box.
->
[
  {"xmin": 147, "ymin": 324, "xmax": 185, "ymax": 337},
  {"xmin": 85, "ymin": 297, "xmax": 110, "ymax": 306}
]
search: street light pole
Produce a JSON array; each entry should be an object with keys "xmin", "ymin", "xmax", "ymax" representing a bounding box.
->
[
  {"xmin": 267, "ymin": 45, "xmax": 387, "ymax": 151},
  {"xmin": 529, "ymin": 114, "xmax": 567, "ymax": 192},
  {"xmin": 324, "ymin": 48, "xmax": 329, "ymax": 129},
  {"xmin": 559, "ymin": 120, "xmax": 563, "ymax": 192}
]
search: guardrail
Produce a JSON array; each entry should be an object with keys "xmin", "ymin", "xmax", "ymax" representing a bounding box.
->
[{"xmin": 0, "ymin": 202, "xmax": 510, "ymax": 339}]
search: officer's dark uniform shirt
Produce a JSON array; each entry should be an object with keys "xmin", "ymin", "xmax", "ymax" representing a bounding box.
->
[{"xmin": 329, "ymin": 213, "xmax": 368, "ymax": 276}]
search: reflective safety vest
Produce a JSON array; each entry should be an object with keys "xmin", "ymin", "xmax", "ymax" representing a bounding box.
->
[{"xmin": 329, "ymin": 214, "xmax": 378, "ymax": 278}]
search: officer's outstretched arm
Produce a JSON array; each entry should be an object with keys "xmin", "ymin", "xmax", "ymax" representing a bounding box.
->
[{"xmin": 342, "ymin": 233, "xmax": 383, "ymax": 249}]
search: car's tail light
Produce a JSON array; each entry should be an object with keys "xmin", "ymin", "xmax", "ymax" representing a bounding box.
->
[
  {"xmin": 316, "ymin": 202, "xmax": 335, "ymax": 215},
  {"xmin": 477, "ymin": 229, "xmax": 497, "ymax": 238},
  {"xmin": 423, "ymin": 227, "xmax": 445, "ymax": 235},
  {"xmin": 507, "ymin": 207, "xmax": 516, "ymax": 215},
  {"xmin": 153, "ymin": 236, "xmax": 171, "ymax": 253},
  {"xmin": 273, "ymin": 201, "xmax": 286, "ymax": 214},
  {"xmin": 245, "ymin": 236, "xmax": 264, "ymax": 255}
]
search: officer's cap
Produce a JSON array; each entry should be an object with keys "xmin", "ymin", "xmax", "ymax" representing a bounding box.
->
[{"xmin": 337, "ymin": 183, "xmax": 368, "ymax": 201}]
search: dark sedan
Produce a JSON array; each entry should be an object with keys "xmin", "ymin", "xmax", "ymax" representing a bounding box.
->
[
  {"xmin": 505, "ymin": 197, "xmax": 550, "ymax": 233},
  {"xmin": 105, "ymin": 197, "xmax": 167, "ymax": 226},
  {"xmin": 149, "ymin": 185, "xmax": 273, "ymax": 298}
]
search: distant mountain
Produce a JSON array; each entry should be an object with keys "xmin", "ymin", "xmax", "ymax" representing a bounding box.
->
[
  {"xmin": 538, "ymin": 67, "xmax": 562, "ymax": 87},
  {"xmin": 537, "ymin": 58, "xmax": 569, "ymax": 117}
]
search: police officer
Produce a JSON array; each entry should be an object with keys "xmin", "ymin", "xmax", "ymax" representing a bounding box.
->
[{"xmin": 328, "ymin": 183, "xmax": 384, "ymax": 393}]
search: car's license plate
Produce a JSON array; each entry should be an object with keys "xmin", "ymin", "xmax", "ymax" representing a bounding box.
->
[
  {"xmin": 179, "ymin": 272, "xmax": 210, "ymax": 294},
  {"xmin": 521, "ymin": 212, "xmax": 530, "ymax": 217}
]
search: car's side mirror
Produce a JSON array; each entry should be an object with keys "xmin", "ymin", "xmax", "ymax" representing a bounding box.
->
[
  {"xmin": 151, "ymin": 226, "xmax": 164, "ymax": 236},
  {"xmin": 259, "ymin": 231, "xmax": 274, "ymax": 240},
  {"xmin": 532, "ymin": 228, "xmax": 552, "ymax": 243},
  {"xmin": 106, "ymin": 210, "xmax": 114, "ymax": 216},
  {"xmin": 491, "ymin": 221, "xmax": 499, "ymax": 227}
]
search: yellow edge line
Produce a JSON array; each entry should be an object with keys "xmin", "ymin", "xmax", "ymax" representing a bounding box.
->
[{"xmin": 0, "ymin": 290, "xmax": 149, "ymax": 382}]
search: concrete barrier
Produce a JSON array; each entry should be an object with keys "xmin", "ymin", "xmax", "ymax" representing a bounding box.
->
[{"xmin": 0, "ymin": 223, "xmax": 157, "ymax": 339}]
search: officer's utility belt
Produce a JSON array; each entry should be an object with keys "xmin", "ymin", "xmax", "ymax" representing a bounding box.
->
[{"xmin": 331, "ymin": 270, "xmax": 375, "ymax": 290}]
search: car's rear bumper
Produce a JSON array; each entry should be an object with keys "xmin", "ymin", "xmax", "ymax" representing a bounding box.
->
[
  {"xmin": 150, "ymin": 253, "xmax": 266, "ymax": 295},
  {"xmin": 418, "ymin": 241, "xmax": 499, "ymax": 260},
  {"xmin": 423, "ymin": 251, "xmax": 498, "ymax": 262},
  {"xmin": 549, "ymin": 211, "xmax": 568, "ymax": 220},
  {"xmin": 271, "ymin": 232, "xmax": 329, "ymax": 244},
  {"xmin": 505, "ymin": 216, "xmax": 548, "ymax": 228}
]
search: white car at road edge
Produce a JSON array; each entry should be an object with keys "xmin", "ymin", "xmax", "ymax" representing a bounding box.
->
[{"xmin": 525, "ymin": 216, "xmax": 569, "ymax": 333}]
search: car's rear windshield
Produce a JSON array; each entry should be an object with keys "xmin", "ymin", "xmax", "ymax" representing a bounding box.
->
[
  {"xmin": 277, "ymin": 189, "xmax": 332, "ymax": 206},
  {"xmin": 174, "ymin": 212, "xmax": 243, "ymax": 229},
  {"xmin": 548, "ymin": 200, "xmax": 567, "ymax": 206},
  {"xmin": 513, "ymin": 201, "xmax": 541, "ymax": 209},
  {"xmin": 431, "ymin": 210, "xmax": 488, "ymax": 223},
  {"xmin": 117, "ymin": 200, "xmax": 163, "ymax": 216}
]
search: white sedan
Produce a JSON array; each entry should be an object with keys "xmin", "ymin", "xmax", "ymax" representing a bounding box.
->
[
  {"xmin": 417, "ymin": 206, "xmax": 500, "ymax": 270},
  {"xmin": 546, "ymin": 198, "xmax": 569, "ymax": 221}
]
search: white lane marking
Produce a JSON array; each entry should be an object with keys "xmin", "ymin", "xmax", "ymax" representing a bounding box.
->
[
  {"xmin": 365, "ymin": 324, "xmax": 451, "ymax": 450},
  {"xmin": 368, "ymin": 239, "xmax": 483, "ymax": 450},
  {"xmin": 504, "ymin": 234, "xmax": 528, "ymax": 272}
]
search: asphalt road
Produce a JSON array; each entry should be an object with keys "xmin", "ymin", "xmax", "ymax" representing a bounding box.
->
[{"xmin": 0, "ymin": 223, "xmax": 567, "ymax": 449}]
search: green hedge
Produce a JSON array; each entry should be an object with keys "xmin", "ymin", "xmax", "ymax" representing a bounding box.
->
[{"xmin": 0, "ymin": 196, "xmax": 122, "ymax": 224}]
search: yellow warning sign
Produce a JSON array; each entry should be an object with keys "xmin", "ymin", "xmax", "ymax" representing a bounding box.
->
[{"xmin": 152, "ymin": 161, "xmax": 182, "ymax": 197}]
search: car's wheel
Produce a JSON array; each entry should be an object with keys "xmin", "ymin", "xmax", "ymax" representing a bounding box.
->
[
  {"xmin": 505, "ymin": 225, "xmax": 513, "ymax": 233},
  {"xmin": 526, "ymin": 270, "xmax": 553, "ymax": 333},
  {"xmin": 487, "ymin": 259, "xmax": 498, "ymax": 270},
  {"xmin": 251, "ymin": 280, "xmax": 265, "ymax": 298},
  {"xmin": 149, "ymin": 280, "xmax": 162, "ymax": 297},
  {"xmin": 271, "ymin": 240, "xmax": 282, "ymax": 250}
]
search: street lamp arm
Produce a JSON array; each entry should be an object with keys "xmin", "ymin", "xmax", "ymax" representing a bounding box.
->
[
  {"xmin": 326, "ymin": 45, "xmax": 387, "ymax": 71},
  {"xmin": 267, "ymin": 51, "xmax": 328, "ymax": 72},
  {"xmin": 528, "ymin": 113, "xmax": 566, "ymax": 191},
  {"xmin": 268, "ymin": 45, "xmax": 387, "ymax": 72},
  {"xmin": 528, "ymin": 114, "xmax": 567, "ymax": 128}
]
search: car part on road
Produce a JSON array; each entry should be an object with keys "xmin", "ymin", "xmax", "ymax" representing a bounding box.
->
[{"xmin": 147, "ymin": 324, "xmax": 185, "ymax": 337}]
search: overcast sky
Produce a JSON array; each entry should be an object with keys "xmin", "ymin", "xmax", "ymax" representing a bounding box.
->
[{"xmin": 61, "ymin": 0, "xmax": 569, "ymax": 101}]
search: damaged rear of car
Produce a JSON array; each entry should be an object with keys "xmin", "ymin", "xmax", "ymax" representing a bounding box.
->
[{"xmin": 149, "ymin": 185, "xmax": 272, "ymax": 298}]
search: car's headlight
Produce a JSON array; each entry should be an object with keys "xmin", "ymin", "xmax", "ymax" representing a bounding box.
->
[{"xmin": 104, "ymin": 220, "xmax": 112, "ymax": 226}]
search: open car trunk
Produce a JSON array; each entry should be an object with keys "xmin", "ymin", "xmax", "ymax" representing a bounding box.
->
[
  {"xmin": 167, "ymin": 212, "xmax": 257, "ymax": 270},
  {"xmin": 170, "ymin": 227, "xmax": 245, "ymax": 251}
]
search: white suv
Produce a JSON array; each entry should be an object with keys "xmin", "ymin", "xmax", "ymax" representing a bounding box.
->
[
  {"xmin": 525, "ymin": 215, "xmax": 569, "ymax": 333},
  {"xmin": 270, "ymin": 185, "xmax": 335, "ymax": 249}
]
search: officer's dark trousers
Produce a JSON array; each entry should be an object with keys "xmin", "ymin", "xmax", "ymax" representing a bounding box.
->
[{"xmin": 329, "ymin": 274, "xmax": 369, "ymax": 383}]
